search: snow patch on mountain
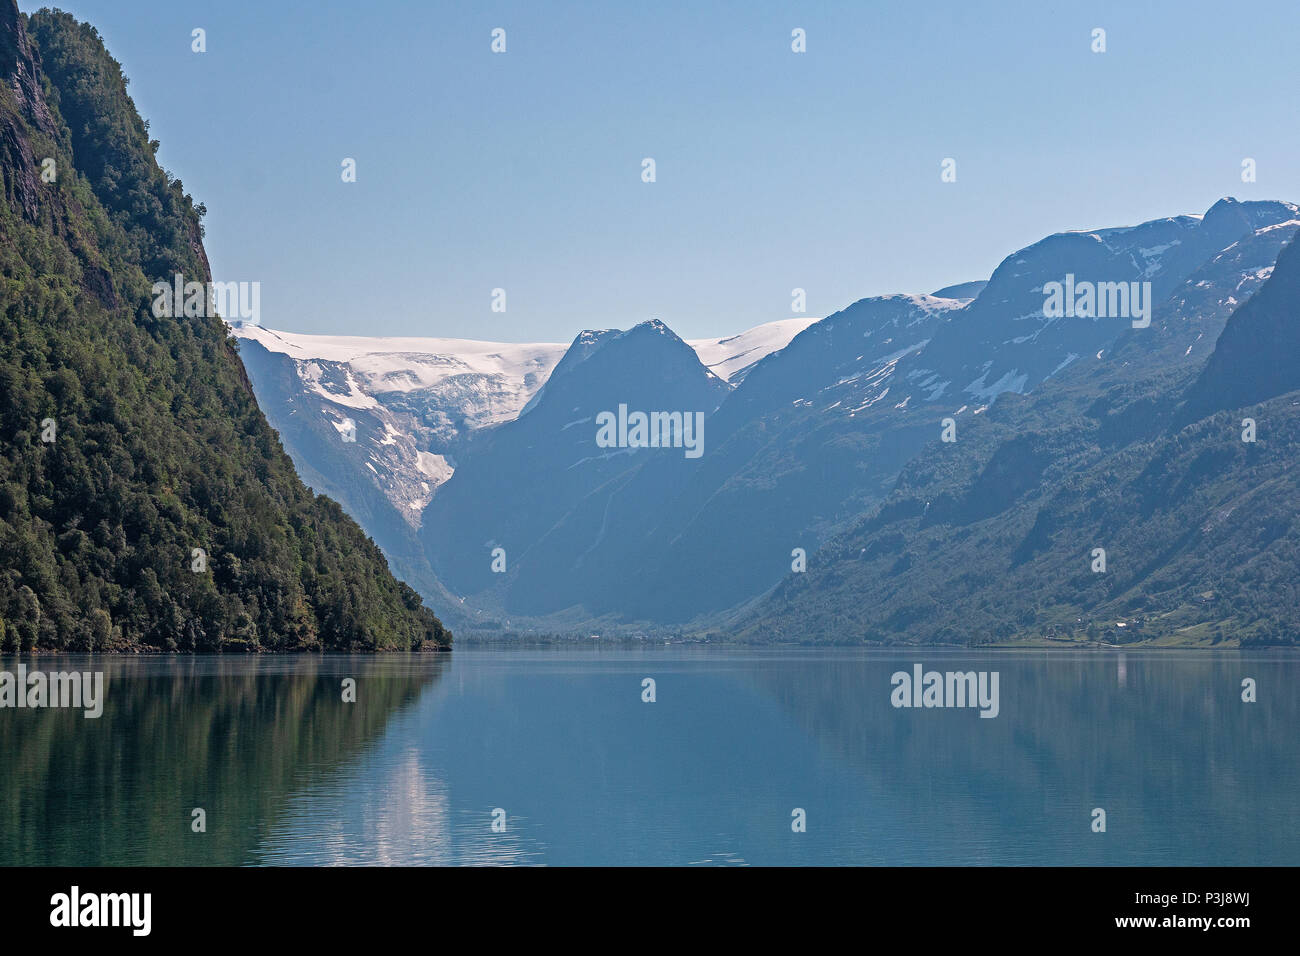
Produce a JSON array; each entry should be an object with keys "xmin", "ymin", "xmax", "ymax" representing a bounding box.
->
[
  {"xmin": 236, "ymin": 325, "xmax": 568, "ymax": 427},
  {"xmin": 416, "ymin": 451, "xmax": 453, "ymax": 486},
  {"xmin": 964, "ymin": 367, "xmax": 1030, "ymax": 401},
  {"xmin": 231, "ymin": 318, "xmax": 810, "ymax": 526},
  {"xmin": 687, "ymin": 318, "xmax": 817, "ymax": 382}
]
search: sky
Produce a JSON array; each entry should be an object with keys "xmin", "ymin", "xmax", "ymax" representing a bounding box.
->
[{"xmin": 19, "ymin": 0, "xmax": 1300, "ymax": 342}]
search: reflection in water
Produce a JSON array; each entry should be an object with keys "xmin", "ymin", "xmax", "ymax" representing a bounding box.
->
[
  {"xmin": 740, "ymin": 649, "xmax": 1300, "ymax": 864},
  {"xmin": 255, "ymin": 729, "xmax": 542, "ymax": 865},
  {"xmin": 0, "ymin": 655, "xmax": 446, "ymax": 865},
  {"xmin": 1, "ymin": 648, "xmax": 1295, "ymax": 866}
]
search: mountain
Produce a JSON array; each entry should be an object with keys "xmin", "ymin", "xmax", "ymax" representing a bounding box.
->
[
  {"xmin": 418, "ymin": 319, "xmax": 731, "ymax": 618},
  {"xmin": 540, "ymin": 292, "xmax": 973, "ymax": 623},
  {"xmin": 229, "ymin": 190, "xmax": 1299, "ymax": 634},
  {"xmin": 742, "ymin": 221, "xmax": 1300, "ymax": 647},
  {"xmin": 1180, "ymin": 221, "xmax": 1300, "ymax": 422},
  {"xmin": 233, "ymin": 325, "xmax": 568, "ymax": 513},
  {"xmin": 687, "ymin": 318, "xmax": 818, "ymax": 382},
  {"xmin": 931, "ymin": 280, "xmax": 989, "ymax": 300},
  {"xmin": 230, "ymin": 317, "xmax": 809, "ymax": 517},
  {"xmin": 455, "ymin": 198, "xmax": 1299, "ymax": 627},
  {"xmin": 0, "ymin": 4, "xmax": 448, "ymax": 650},
  {"xmin": 230, "ymin": 326, "xmax": 570, "ymax": 615},
  {"xmin": 912, "ymin": 199, "xmax": 1298, "ymax": 400},
  {"xmin": 229, "ymin": 317, "xmax": 810, "ymax": 623}
]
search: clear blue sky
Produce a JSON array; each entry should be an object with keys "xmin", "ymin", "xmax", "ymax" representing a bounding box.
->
[{"xmin": 21, "ymin": 0, "xmax": 1300, "ymax": 341}]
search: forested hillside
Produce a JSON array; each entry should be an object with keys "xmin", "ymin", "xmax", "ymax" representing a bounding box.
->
[{"xmin": 0, "ymin": 4, "xmax": 449, "ymax": 650}]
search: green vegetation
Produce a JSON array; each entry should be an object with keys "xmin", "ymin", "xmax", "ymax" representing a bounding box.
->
[
  {"xmin": 742, "ymin": 239, "xmax": 1300, "ymax": 648},
  {"xmin": 0, "ymin": 8, "xmax": 449, "ymax": 650}
]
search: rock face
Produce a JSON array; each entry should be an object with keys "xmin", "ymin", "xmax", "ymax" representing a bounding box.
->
[
  {"xmin": 1, "ymin": 0, "xmax": 55, "ymax": 136},
  {"xmin": 1, "ymin": 0, "xmax": 57, "ymax": 223},
  {"xmin": 1181, "ymin": 225, "xmax": 1300, "ymax": 423}
]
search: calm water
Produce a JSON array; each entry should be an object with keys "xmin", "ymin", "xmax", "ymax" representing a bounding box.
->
[{"xmin": 0, "ymin": 648, "xmax": 1295, "ymax": 866}]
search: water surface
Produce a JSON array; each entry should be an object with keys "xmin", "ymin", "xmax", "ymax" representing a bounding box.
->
[{"xmin": 1, "ymin": 648, "xmax": 1294, "ymax": 865}]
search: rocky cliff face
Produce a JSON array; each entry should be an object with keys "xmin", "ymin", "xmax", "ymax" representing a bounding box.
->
[
  {"xmin": 1, "ymin": 0, "xmax": 56, "ymax": 145},
  {"xmin": 1181, "ymin": 226, "xmax": 1300, "ymax": 422}
]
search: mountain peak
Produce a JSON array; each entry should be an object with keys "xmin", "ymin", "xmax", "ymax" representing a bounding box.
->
[
  {"xmin": 1202, "ymin": 196, "xmax": 1246, "ymax": 230},
  {"xmin": 931, "ymin": 280, "xmax": 988, "ymax": 301},
  {"xmin": 626, "ymin": 317, "xmax": 685, "ymax": 344},
  {"xmin": 1200, "ymin": 196, "xmax": 1300, "ymax": 238},
  {"xmin": 1181, "ymin": 232, "xmax": 1300, "ymax": 421}
]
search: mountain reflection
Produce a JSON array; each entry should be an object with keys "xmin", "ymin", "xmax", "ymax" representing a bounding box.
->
[
  {"xmin": 742, "ymin": 649, "xmax": 1300, "ymax": 864},
  {"xmin": 0, "ymin": 654, "xmax": 446, "ymax": 866},
  {"xmin": 3, "ymin": 649, "xmax": 1294, "ymax": 866}
]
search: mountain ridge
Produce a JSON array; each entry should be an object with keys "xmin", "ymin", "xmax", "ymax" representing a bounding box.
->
[
  {"xmin": 229, "ymin": 196, "xmax": 1300, "ymax": 636},
  {"xmin": 741, "ymin": 223, "xmax": 1300, "ymax": 647}
]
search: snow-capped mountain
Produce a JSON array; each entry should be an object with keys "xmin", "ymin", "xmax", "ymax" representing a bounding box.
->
[
  {"xmin": 232, "ymin": 199, "xmax": 1300, "ymax": 632},
  {"xmin": 746, "ymin": 213, "xmax": 1300, "ymax": 646},
  {"xmin": 399, "ymin": 198, "xmax": 1299, "ymax": 627},
  {"xmin": 489, "ymin": 290, "xmax": 981, "ymax": 622},
  {"xmin": 231, "ymin": 319, "xmax": 809, "ymax": 519},
  {"xmin": 913, "ymin": 198, "xmax": 1300, "ymax": 406},
  {"xmin": 419, "ymin": 319, "xmax": 731, "ymax": 610},
  {"xmin": 687, "ymin": 318, "xmax": 817, "ymax": 382},
  {"xmin": 233, "ymin": 326, "xmax": 566, "ymax": 453}
]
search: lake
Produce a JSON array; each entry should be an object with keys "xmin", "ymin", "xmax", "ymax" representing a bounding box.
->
[{"xmin": 1, "ymin": 647, "xmax": 1295, "ymax": 866}]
